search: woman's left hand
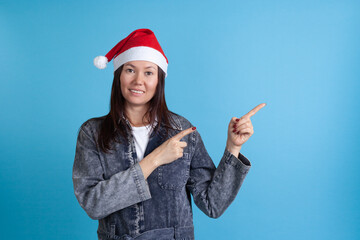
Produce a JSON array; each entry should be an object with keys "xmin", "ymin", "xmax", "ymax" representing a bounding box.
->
[{"xmin": 226, "ymin": 103, "xmax": 266, "ymax": 152}]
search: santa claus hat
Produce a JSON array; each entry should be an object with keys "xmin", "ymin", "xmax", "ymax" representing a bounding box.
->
[{"xmin": 93, "ymin": 28, "xmax": 168, "ymax": 77}]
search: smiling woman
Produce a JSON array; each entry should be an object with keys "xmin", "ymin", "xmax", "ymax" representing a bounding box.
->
[
  {"xmin": 121, "ymin": 61, "xmax": 159, "ymax": 113},
  {"xmin": 73, "ymin": 28, "xmax": 258, "ymax": 240}
]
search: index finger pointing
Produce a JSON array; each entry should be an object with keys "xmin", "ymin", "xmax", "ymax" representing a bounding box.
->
[
  {"xmin": 244, "ymin": 103, "xmax": 266, "ymax": 118},
  {"xmin": 172, "ymin": 127, "xmax": 196, "ymax": 141}
]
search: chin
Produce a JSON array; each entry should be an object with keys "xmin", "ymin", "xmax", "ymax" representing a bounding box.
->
[{"xmin": 126, "ymin": 100, "xmax": 150, "ymax": 107}]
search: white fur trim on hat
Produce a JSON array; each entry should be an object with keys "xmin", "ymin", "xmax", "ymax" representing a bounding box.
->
[{"xmin": 113, "ymin": 46, "xmax": 168, "ymax": 77}]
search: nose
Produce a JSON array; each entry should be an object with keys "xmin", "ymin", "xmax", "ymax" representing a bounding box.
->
[{"xmin": 133, "ymin": 72, "xmax": 144, "ymax": 85}]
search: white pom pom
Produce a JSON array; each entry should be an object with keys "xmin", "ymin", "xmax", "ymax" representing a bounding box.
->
[{"xmin": 94, "ymin": 56, "xmax": 108, "ymax": 69}]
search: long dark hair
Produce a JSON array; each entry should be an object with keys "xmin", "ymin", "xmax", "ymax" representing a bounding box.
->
[{"xmin": 97, "ymin": 64, "xmax": 179, "ymax": 153}]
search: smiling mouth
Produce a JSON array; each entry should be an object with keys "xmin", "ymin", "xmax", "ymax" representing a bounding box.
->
[{"xmin": 130, "ymin": 89, "xmax": 145, "ymax": 94}]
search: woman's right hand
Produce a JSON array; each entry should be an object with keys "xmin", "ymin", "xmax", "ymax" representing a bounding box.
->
[
  {"xmin": 151, "ymin": 127, "xmax": 197, "ymax": 166},
  {"xmin": 139, "ymin": 126, "xmax": 196, "ymax": 179}
]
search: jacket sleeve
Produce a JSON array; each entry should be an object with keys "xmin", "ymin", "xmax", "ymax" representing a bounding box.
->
[
  {"xmin": 186, "ymin": 130, "xmax": 251, "ymax": 219},
  {"xmin": 72, "ymin": 124, "xmax": 151, "ymax": 220}
]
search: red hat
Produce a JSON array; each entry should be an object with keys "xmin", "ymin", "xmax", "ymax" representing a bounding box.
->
[{"xmin": 94, "ymin": 28, "xmax": 168, "ymax": 77}]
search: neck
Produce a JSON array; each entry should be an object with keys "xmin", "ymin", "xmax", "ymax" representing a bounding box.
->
[{"xmin": 125, "ymin": 103, "xmax": 150, "ymax": 127}]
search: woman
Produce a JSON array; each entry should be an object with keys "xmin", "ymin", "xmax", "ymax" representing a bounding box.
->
[{"xmin": 73, "ymin": 28, "xmax": 266, "ymax": 240}]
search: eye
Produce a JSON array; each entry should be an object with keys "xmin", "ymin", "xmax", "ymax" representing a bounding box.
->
[
  {"xmin": 125, "ymin": 68, "xmax": 134, "ymax": 73},
  {"xmin": 145, "ymin": 71, "xmax": 154, "ymax": 76}
]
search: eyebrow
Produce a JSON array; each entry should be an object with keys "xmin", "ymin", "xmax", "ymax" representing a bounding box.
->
[{"xmin": 124, "ymin": 63, "xmax": 156, "ymax": 70}]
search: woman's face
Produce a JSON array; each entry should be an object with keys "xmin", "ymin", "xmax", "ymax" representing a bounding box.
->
[{"xmin": 120, "ymin": 60, "xmax": 159, "ymax": 109}]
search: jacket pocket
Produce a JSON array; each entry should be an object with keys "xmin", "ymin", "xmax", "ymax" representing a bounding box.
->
[{"xmin": 157, "ymin": 152, "xmax": 190, "ymax": 190}]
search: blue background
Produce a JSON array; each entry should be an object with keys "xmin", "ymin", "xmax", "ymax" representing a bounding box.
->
[{"xmin": 1, "ymin": 0, "xmax": 359, "ymax": 239}]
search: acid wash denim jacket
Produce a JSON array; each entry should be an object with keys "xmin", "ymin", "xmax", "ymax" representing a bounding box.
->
[{"xmin": 72, "ymin": 112, "xmax": 251, "ymax": 240}]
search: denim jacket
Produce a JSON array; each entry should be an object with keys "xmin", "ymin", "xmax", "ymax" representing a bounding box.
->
[{"xmin": 72, "ymin": 112, "xmax": 251, "ymax": 240}]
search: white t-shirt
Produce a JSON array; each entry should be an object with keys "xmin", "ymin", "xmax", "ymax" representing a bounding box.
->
[{"xmin": 131, "ymin": 124, "xmax": 153, "ymax": 161}]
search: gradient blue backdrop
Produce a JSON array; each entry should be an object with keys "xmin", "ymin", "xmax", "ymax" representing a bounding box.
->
[{"xmin": 1, "ymin": 0, "xmax": 359, "ymax": 239}]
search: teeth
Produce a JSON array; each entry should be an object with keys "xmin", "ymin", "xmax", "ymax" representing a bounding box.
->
[{"xmin": 130, "ymin": 89, "xmax": 144, "ymax": 93}]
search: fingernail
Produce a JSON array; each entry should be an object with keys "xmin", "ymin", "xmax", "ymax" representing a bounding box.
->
[
  {"xmin": 232, "ymin": 129, "xmax": 236, "ymax": 132},
  {"xmin": 192, "ymin": 127, "xmax": 196, "ymax": 130},
  {"xmin": 236, "ymin": 119, "xmax": 239, "ymax": 122},
  {"xmin": 236, "ymin": 131, "xmax": 240, "ymax": 134},
  {"xmin": 233, "ymin": 124, "xmax": 236, "ymax": 128}
]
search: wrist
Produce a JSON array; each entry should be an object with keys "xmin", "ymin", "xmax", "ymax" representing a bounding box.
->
[
  {"xmin": 139, "ymin": 153, "xmax": 160, "ymax": 180},
  {"xmin": 146, "ymin": 152, "xmax": 161, "ymax": 168},
  {"xmin": 226, "ymin": 142, "xmax": 242, "ymax": 157},
  {"xmin": 226, "ymin": 140, "xmax": 242, "ymax": 151}
]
